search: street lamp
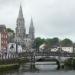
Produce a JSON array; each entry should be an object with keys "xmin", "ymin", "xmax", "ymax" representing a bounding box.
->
[{"xmin": 15, "ymin": 41, "xmax": 18, "ymax": 54}]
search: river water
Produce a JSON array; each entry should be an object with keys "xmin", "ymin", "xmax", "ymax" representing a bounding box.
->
[{"xmin": 0, "ymin": 62, "xmax": 75, "ymax": 75}]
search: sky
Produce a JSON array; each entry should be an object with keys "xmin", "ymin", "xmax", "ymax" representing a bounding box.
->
[{"xmin": 0, "ymin": 0, "xmax": 75, "ymax": 41}]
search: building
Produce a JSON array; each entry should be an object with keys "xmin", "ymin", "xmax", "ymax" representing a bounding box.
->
[
  {"xmin": 7, "ymin": 43, "xmax": 22, "ymax": 53},
  {"xmin": 0, "ymin": 25, "xmax": 8, "ymax": 51},
  {"xmin": 0, "ymin": 25, "xmax": 6, "ymax": 32},
  {"xmin": 8, "ymin": 31, "xmax": 14, "ymax": 43},
  {"xmin": 0, "ymin": 34, "xmax": 1, "ymax": 50},
  {"xmin": 39, "ymin": 43, "xmax": 73, "ymax": 53},
  {"xmin": 15, "ymin": 5, "xmax": 35, "ymax": 49},
  {"xmin": 61, "ymin": 47, "xmax": 73, "ymax": 53},
  {"xmin": 0, "ymin": 32, "xmax": 8, "ymax": 50}
]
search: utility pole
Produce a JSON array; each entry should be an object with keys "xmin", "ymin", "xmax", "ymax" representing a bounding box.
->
[
  {"xmin": 58, "ymin": 40, "xmax": 62, "ymax": 63},
  {"xmin": 16, "ymin": 42, "xmax": 18, "ymax": 58},
  {"xmin": 73, "ymin": 44, "xmax": 75, "ymax": 54}
]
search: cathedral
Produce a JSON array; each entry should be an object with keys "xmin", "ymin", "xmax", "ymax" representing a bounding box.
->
[{"xmin": 15, "ymin": 5, "xmax": 35, "ymax": 49}]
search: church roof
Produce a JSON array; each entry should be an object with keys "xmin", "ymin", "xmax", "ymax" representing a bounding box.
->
[
  {"xmin": 29, "ymin": 18, "xmax": 34, "ymax": 33},
  {"xmin": 18, "ymin": 5, "xmax": 23, "ymax": 18},
  {"xmin": 30, "ymin": 18, "xmax": 34, "ymax": 28}
]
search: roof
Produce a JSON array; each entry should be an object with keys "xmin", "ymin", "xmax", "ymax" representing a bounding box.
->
[{"xmin": 0, "ymin": 25, "xmax": 6, "ymax": 28}]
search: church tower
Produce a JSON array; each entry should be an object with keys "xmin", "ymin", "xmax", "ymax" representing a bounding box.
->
[
  {"xmin": 15, "ymin": 5, "xmax": 26, "ymax": 45},
  {"xmin": 29, "ymin": 18, "xmax": 35, "ymax": 41}
]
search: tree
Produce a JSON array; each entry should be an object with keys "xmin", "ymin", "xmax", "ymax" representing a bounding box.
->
[
  {"xmin": 33, "ymin": 37, "xmax": 45, "ymax": 49},
  {"xmin": 60, "ymin": 38, "xmax": 73, "ymax": 47},
  {"xmin": 6, "ymin": 28, "xmax": 15, "ymax": 42},
  {"xmin": 6, "ymin": 28, "xmax": 14, "ymax": 33},
  {"xmin": 45, "ymin": 38, "xmax": 52, "ymax": 47},
  {"xmin": 45, "ymin": 37, "xmax": 59, "ymax": 48},
  {"xmin": 52, "ymin": 37, "xmax": 60, "ymax": 47}
]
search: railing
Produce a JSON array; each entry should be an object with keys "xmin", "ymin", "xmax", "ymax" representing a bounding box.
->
[
  {"xmin": 0, "ymin": 51, "xmax": 74, "ymax": 60},
  {"xmin": 18, "ymin": 51, "xmax": 75, "ymax": 57},
  {"xmin": 0, "ymin": 52, "xmax": 18, "ymax": 60}
]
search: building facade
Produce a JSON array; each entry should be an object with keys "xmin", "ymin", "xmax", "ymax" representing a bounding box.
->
[
  {"xmin": 0, "ymin": 25, "xmax": 8, "ymax": 50},
  {"xmin": 0, "ymin": 25, "xmax": 6, "ymax": 32},
  {"xmin": 15, "ymin": 5, "xmax": 35, "ymax": 49},
  {"xmin": 0, "ymin": 34, "xmax": 1, "ymax": 50},
  {"xmin": 1, "ymin": 32, "xmax": 8, "ymax": 50}
]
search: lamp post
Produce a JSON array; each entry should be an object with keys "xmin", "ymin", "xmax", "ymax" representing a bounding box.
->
[
  {"xmin": 16, "ymin": 42, "xmax": 18, "ymax": 54},
  {"xmin": 58, "ymin": 40, "xmax": 62, "ymax": 63},
  {"xmin": 73, "ymin": 44, "xmax": 75, "ymax": 54},
  {"xmin": 15, "ymin": 41, "xmax": 18, "ymax": 58}
]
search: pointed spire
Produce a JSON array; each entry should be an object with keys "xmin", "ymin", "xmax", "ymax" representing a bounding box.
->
[
  {"xmin": 18, "ymin": 4, "xmax": 23, "ymax": 18},
  {"xmin": 29, "ymin": 17, "xmax": 34, "ymax": 33},
  {"xmin": 30, "ymin": 17, "xmax": 34, "ymax": 28},
  {"xmin": 29, "ymin": 17, "xmax": 35, "ymax": 40}
]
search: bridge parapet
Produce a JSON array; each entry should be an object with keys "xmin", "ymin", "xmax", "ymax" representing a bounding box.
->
[{"xmin": 18, "ymin": 52, "xmax": 75, "ymax": 57}]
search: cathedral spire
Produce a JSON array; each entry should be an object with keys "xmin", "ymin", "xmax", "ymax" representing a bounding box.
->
[
  {"xmin": 29, "ymin": 17, "xmax": 34, "ymax": 32},
  {"xmin": 29, "ymin": 17, "xmax": 35, "ymax": 40},
  {"xmin": 15, "ymin": 4, "xmax": 26, "ymax": 46},
  {"xmin": 18, "ymin": 4, "xmax": 23, "ymax": 18},
  {"xmin": 30, "ymin": 18, "xmax": 34, "ymax": 28}
]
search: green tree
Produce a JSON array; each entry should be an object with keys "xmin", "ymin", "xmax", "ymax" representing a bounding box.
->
[
  {"xmin": 34, "ymin": 37, "xmax": 45, "ymax": 49},
  {"xmin": 60, "ymin": 38, "xmax": 73, "ymax": 47},
  {"xmin": 52, "ymin": 37, "xmax": 60, "ymax": 47},
  {"xmin": 6, "ymin": 28, "xmax": 14, "ymax": 33},
  {"xmin": 6, "ymin": 28, "xmax": 15, "ymax": 42},
  {"xmin": 45, "ymin": 37, "xmax": 59, "ymax": 48},
  {"xmin": 45, "ymin": 38, "xmax": 52, "ymax": 47}
]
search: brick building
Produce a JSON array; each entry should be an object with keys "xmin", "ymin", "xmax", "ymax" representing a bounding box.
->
[
  {"xmin": 0, "ymin": 25, "xmax": 6, "ymax": 32},
  {"xmin": 0, "ymin": 25, "xmax": 8, "ymax": 50},
  {"xmin": 1, "ymin": 32, "xmax": 8, "ymax": 50}
]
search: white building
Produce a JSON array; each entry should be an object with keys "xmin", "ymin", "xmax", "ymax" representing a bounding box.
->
[
  {"xmin": 7, "ymin": 43, "xmax": 22, "ymax": 53},
  {"xmin": 62, "ymin": 47, "xmax": 73, "ymax": 53},
  {"xmin": 39, "ymin": 44, "xmax": 74, "ymax": 53}
]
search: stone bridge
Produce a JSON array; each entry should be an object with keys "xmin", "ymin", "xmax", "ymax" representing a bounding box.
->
[
  {"xmin": 18, "ymin": 51, "xmax": 75, "ymax": 66},
  {"xmin": 19, "ymin": 51, "xmax": 75, "ymax": 69},
  {"xmin": 18, "ymin": 51, "xmax": 75, "ymax": 57}
]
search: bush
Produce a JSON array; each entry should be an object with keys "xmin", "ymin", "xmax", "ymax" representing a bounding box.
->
[{"xmin": 64, "ymin": 58, "xmax": 75, "ymax": 69}]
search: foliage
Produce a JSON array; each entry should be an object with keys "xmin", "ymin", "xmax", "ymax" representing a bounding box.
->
[
  {"xmin": 33, "ymin": 37, "xmax": 45, "ymax": 49},
  {"xmin": 64, "ymin": 58, "xmax": 72, "ymax": 68},
  {"xmin": 0, "ymin": 64, "xmax": 19, "ymax": 72},
  {"xmin": 45, "ymin": 37, "xmax": 60, "ymax": 48},
  {"xmin": 33, "ymin": 37, "xmax": 73, "ymax": 49},
  {"xmin": 6, "ymin": 28, "xmax": 14, "ymax": 33},
  {"xmin": 64, "ymin": 58, "xmax": 75, "ymax": 69},
  {"xmin": 60, "ymin": 38, "xmax": 73, "ymax": 47},
  {"xmin": 6, "ymin": 28, "xmax": 15, "ymax": 42}
]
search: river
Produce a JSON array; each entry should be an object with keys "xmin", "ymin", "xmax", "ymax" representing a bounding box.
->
[{"xmin": 0, "ymin": 62, "xmax": 75, "ymax": 75}]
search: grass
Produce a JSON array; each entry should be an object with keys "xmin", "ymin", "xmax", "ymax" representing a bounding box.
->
[{"xmin": 0, "ymin": 63, "xmax": 20, "ymax": 72}]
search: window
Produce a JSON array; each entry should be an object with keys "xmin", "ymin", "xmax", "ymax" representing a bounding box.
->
[
  {"xmin": 4, "ymin": 35, "xmax": 5, "ymax": 38},
  {"xmin": 6, "ymin": 41, "xmax": 7, "ymax": 44},
  {"xmin": 1, "ymin": 46, "xmax": 3, "ymax": 49},
  {"xmin": 2, "ymin": 41, "xmax": 3, "ymax": 44},
  {"xmin": 1, "ymin": 34, "xmax": 3, "ymax": 38},
  {"xmin": 6, "ymin": 35, "xmax": 7, "ymax": 38},
  {"xmin": 4, "ymin": 41, "xmax": 5, "ymax": 44}
]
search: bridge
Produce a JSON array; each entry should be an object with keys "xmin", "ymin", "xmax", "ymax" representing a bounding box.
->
[
  {"xmin": 17, "ymin": 51, "xmax": 75, "ymax": 69},
  {"xmin": 18, "ymin": 51, "xmax": 75, "ymax": 57},
  {"xmin": 0, "ymin": 50, "xmax": 75, "ymax": 69},
  {"xmin": 18, "ymin": 51, "xmax": 75, "ymax": 63}
]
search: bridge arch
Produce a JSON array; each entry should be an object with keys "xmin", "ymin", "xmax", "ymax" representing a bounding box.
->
[{"xmin": 36, "ymin": 57, "xmax": 60, "ymax": 69}]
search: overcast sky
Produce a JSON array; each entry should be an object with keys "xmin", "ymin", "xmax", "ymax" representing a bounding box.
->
[{"xmin": 0, "ymin": 0, "xmax": 75, "ymax": 41}]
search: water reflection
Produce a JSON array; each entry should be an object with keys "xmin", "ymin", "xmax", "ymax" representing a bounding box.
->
[
  {"xmin": 1, "ymin": 62, "xmax": 75, "ymax": 75},
  {"xmin": 0, "ymin": 62, "xmax": 58, "ymax": 75},
  {"xmin": 35, "ymin": 62, "xmax": 57, "ymax": 71}
]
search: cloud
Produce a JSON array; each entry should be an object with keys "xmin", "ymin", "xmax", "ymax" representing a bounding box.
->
[{"xmin": 0, "ymin": 0, "xmax": 75, "ymax": 41}]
